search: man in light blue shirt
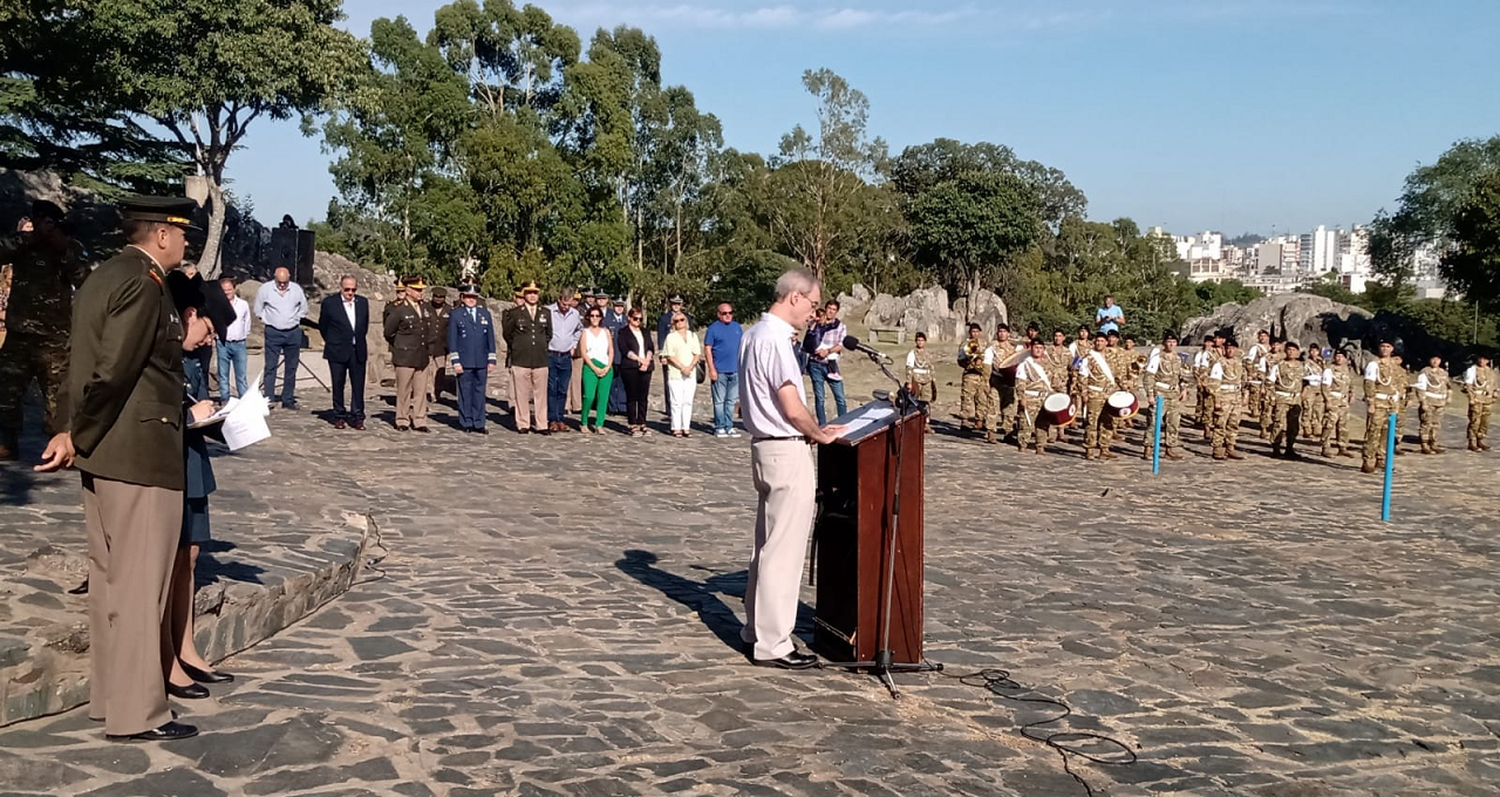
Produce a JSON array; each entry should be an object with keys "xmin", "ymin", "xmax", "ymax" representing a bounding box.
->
[
  {"xmin": 254, "ymin": 267, "xmax": 308, "ymax": 409},
  {"xmin": 545, "ymin": 288, "xmax": 582, "ymax": 431},
  {"xmin": 1096, "ymin": 295, "xmax": 1125, "ymax": 336},
  {"xmin": 703, "ymin": 302, "xmax": 744, "ymax": 437}
]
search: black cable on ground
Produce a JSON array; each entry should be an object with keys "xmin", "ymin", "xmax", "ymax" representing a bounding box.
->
[{"xmin": 936, "ymin": 666, "xmax": 1137, "ymax": 797}]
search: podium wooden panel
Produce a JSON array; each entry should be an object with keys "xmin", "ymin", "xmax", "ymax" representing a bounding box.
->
[{"xmin": 812, "ymin": 404, "xmax": 925, "ymax": 665}]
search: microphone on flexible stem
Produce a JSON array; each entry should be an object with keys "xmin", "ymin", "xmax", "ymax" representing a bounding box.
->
[{"xmin": 843, "ymin": 335, "xmax": 890, "ymax": 363}]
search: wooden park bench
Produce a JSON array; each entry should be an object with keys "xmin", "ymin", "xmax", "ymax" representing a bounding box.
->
[{"xmin": 867, "ymin": 326, "xmax": 907, "ymax": 345}]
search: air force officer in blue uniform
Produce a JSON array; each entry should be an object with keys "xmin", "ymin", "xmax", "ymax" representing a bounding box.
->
[{"xmin": 447, "ymin": 285, "xmax": 497, "ymax": 432}]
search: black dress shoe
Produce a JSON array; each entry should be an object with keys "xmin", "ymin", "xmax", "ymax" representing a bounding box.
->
[
  {"xmin": 752, "ymin": 651, "xmax": 819, "ymax": 670},
  {"xmin": 182, "ymin": 662, "xmax": 234, "ymax": 684},
  {"xmin": 107, "ymin": 721, "xmax": 199, "ymax": 743},
  {"xmin": 415, "ymin": 426, "xmax": 430, "ymax": 433},
  {"xmin": 166, "ymin": 681, "xmax": 210, "ymax": 700}
]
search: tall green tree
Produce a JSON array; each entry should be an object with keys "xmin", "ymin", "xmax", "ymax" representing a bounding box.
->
[
  {"xmin": 1441, "ymin": 170, "xmax": 1500, "ymax": 311},
  {"xmin": 1370, "ymin": 135, "xmax": 1500, "ymax": 287},
  {"xmin": 905, "ymin": 170, "xmax": 1042, "ymax": 310}
]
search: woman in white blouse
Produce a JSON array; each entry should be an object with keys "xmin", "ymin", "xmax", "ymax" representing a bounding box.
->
[{"xmin": 659, "ymin": 312, "xmax": 702, "ymax": 437}]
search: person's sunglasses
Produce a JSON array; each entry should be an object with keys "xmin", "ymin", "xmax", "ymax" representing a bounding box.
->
[
  {"xmin": 341, "ymin": 287, "xmax": 357, "ymax": 293},
  {"xmin": 719, "ymin": 310, "xmax": 733, "ymax": 316}
]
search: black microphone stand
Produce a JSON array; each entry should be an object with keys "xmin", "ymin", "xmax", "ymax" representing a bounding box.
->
[{"xmin": 820, "ymin": 344, "xmax": 942, "ymax": 699}]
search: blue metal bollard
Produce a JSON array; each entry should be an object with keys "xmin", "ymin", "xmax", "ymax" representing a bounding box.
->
[
  {"xmin": 1152, "ymin": 395, "xmax": 1163, "ymax": 475},
  {"xmin": 1381, "ymin": 411, "xmax": 1396, "ymax": 522}
]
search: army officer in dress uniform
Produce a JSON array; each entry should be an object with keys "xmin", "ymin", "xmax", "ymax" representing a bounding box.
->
[
  {"xmin": 448, "ymin": 284, "xmax": 496, "ymax": 433},
  {"xmin": 36, "ymin": 196, "xmax": 201, "ymax": 742}
]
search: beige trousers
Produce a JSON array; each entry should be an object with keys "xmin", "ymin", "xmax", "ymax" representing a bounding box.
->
[
  {"xmin": 83, "ymin": 474, "xmax": 183, "ymax": 736},
  {"xmin": 394, "ymin": 365, "xmax": 430, "ymax": 428},
  {"xmin": 511, "ymin": 366, "xmax": 549, "ymax": 431},
  {"xmin": 741, "ymin": 439, "xmax": 817, "ymax": 661}
]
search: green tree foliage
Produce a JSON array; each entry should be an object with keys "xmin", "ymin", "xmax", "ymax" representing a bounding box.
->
[
  {"xmin": 1441, "ymin": 170, "xmax": 1500, "ymax": 312},
  {"xmin": 1369, "ymin": 135, "xmax": 1500, "ymax": 286},
  {"xmin": 905, "ymin": 170, "xmax": 1041, "ymax": 306}
]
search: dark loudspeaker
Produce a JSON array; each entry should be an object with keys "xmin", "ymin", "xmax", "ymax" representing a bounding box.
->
[{"xmin": 269, "ymin": 228, "xmax": 317, "ymax": 287}]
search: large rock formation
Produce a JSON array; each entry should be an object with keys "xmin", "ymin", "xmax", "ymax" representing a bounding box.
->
[
  {"xmin": 1181, "ymin": 292, "xmax": 1394, "ymax": 367},
  {"xmin": 858, "ymin": 285, "xmax": 1009, "ymax": 342},
  {"xmin": 950, "ymin": 289, "xmax": 1009, "ymax": 340}
]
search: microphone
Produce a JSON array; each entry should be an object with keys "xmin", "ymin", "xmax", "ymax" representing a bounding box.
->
[{"xmin": 843, "ymin": 335, "xmax": 890, "ymax": 361}]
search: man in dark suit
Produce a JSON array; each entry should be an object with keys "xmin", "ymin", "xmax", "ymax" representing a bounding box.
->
[
  {"xmin": 35, "ymin": 196, "xmax": 201, "ymax": 742},
  {"xmin": 318, "ymin": 275, "xmax": 370, "ymax": 430},
  {"xmin": 448, "ymin": 284, "xmax": 497, "ymax": 432}
]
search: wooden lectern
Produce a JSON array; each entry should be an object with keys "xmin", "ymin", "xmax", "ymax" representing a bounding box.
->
[{"xmin": 812, "ymin": 400, "xmax": 926, "ymax": 665}]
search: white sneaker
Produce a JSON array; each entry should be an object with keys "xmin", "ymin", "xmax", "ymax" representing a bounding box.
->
[
  {"xmin": 729, "ymin": 429, "xmax": 743, "ymax": 438},
  {"xmin": 715, "ymin": 429, "xmax": 729, "ymax": 438}
]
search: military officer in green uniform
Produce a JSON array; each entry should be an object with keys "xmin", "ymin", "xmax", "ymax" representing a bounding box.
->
[
  {"xmin": 35, "ymin": 196, "xmax": 201, "ymax": 743},
  {"xmin": 0, "ymin": 200, "xmax": 89, "ymax": 458},
  {"xmin": 1143, "ymin": 331, "xmax": 1190, "ymax": 461}
]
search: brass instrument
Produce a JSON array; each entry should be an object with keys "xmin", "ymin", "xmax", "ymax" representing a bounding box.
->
[
  {"xmin": 960, "ymin": 339, "xmax": 984, "ymax": 374},
  {"xmin": 1129, "ymin": 353, "xmax": 1147, "ymax": 376}
]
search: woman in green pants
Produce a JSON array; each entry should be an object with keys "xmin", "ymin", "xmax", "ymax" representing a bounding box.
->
[{"xmin": 578, "ymin": 307, "xmax": 615, "ymax": 434}]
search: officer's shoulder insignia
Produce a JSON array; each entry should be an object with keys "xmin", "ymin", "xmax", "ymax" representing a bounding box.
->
[{"xmin": 146, "ymin": 269, "xmax": 163, "ymax": 287}]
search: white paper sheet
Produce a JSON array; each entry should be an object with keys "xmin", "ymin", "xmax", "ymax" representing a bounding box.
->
[{"xmin": 220, "ymin": 376, "xmax": 272, "ymax": 451}]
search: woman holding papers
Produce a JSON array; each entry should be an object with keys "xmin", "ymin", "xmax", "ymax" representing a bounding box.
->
[{"xmin": 163, "ymin": 274, "xmax": 235, "ymax": 700}]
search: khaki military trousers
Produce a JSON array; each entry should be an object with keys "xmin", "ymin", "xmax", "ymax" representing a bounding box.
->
[
  {"xmin": 427, "ymin": 355, "xmax": 445, "ymax": 401},
  {"xmin": 511, "ymin": 366, "xmax": 548, "ymax": 431},
  {"xmin": 1211, "ymin": 391, "xmax": 1244, "ymax": 454},
  {"xmin": 959, "ymin": 373, "xmax": 985, "ymax": 424},
  {"xmin": 1017, "ymin": 394, "xmax": 1045, "ymax": 450},
  {"xmin": 1244, "ymin": 383, "xmax": 1264, "ymax": 425},
  {"xmin": 82, "ymin": 474, "xmax": 182, "ymax": 736},
  {"xmin": 1469, "ymin": 401, "xmax": 1492, "ymax": 442},
  {"xmin": 990, "ymin": 379, "xmax": 1017, "ymax": 435},
  {"xmin": 1084, "ymin": 392, "xmax": 1115, "ymax": 454},
  {"xmin": 1146, "ymin": 395, "xmax": 1182, "ymax": 452},
  {"xmin": 1418, "ymin": 402, "xmax": 1445, "ymax": 446},
  {"xmin": 1364, "ymin": 406, "xmax": 1396, "ymax": 463},
  {"xmin": 741, "ymin": 440, "xmax": 816, "ymax": 661},
  {"xmin": 0, "ymin": 331, "xmax": 69, "ymax": 445},
  {"xmin": 394, "ymin": 365, "xmax": 429, "ymax": 429},
  {"xmin": 1198, "ymin": 387, "xmax": 1217, "ymax": 432},
  {"xmin": 1322, "ymin": 403, "xmax": 1351, "ymax": 452},
  {"xmin": 1270, "ymin": 399, "xmax": 1301, "ymax": 450},
  {"xmin": 1303, "ymin": 390, "xmax": 1326, "ymax": 437}
]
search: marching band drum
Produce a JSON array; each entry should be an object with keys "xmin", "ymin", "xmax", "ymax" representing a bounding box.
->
[
  {"xmin": 1042, "ymin": 393, "xmax": 1076, "ymax": 426},
  {"xmin": 1106, "ymin": 390, "xmax": 1140, "ymax": 419}
]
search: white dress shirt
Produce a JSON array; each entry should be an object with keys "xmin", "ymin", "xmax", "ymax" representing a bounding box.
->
[
  {"xmin": 223, "ymin": 296, "xmax": 251, "ymax": 342},
  {"xmin": 739, "ymin": 313, "xmax": 806, "ymax": 439}
]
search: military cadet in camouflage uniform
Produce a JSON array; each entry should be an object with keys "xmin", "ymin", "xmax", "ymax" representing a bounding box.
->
[
  {"xmin": 1462, "ymin": 353, "xmax": 1496, "ymax": 451},
  {"xmin": 1192, "ymin": 334, "xmax": 1219, "ymax": 439},
  {"xmin": 1207, "ymin": 339, "xmax": 1247, "ymax": 460},
  {"xmin": 1243, "ymin": 330, "xmax": 1271, "ymax": 437},
  {"xmin": 1267, "ymin": 342, "xmax": 1305, "ymax": 459},
  {"xmin": 0, "ymin": 200, "xmax": 88, "ymax": 459},
  {"xmin": 1143, "ymin": 331, "xmax": 1190, "ymax": 461},
  {"xmin": 1015, "ymin": 339, "xmax": 1053, "ymax": 454},
  {"xmin": 1391, "ymin": 354, "xmax": 1412, "ymax": 455},
  {"xmin": 1412, "ymin": 355, "xmax": 1450, "ymax": 454},
  {"xmin": 1320, "ymin": 350, "xmax": 1357, "ymax": 458},
  {"xmin": 904, "ymin": 332, "xmax": 936, "ymax": 403},
  {"xmin": 986, "ymin": 324, "xmax": 1023, "ymax": 444},
  {"xmin": 1301, "ymin": 345, "xmax": 1327, "ymax": 440},
  {"xmin": 1079, "ymin": 335, "xmax": 1119, "ymax": 460},
  {"xmin": 956, "ymin": 323, "xmax": 989, "ymax": 433},
  {"xmin": 1258, "ymin": 340, "xmax": 1284, "ymax": 437},
  {"xmin": 1045, "ymin": 329, "xmax": 1072, "ymax": 444},
  {"xmin": 1361, "ymin": 341, "xmax": 1402, "ymax": 473}
]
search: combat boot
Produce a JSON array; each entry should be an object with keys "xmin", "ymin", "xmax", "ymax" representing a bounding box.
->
[
  {"xmin": 1361, "ymin": 458, "xmax": 1377, "ymax": 473},
  {"xmin": 1481, "ymin": 437, "xmax": 1492, "ymax": 451},
  {"xmin": 1419, "ymin": 441, "xmax": 1432, "ymax": 455},
  {"xmin": 1226, "ymin": 446, "xmax": 1245, "ymax": 460},
  {"xmin": 1321, "ymin": 445, "xmax": 1333, "ymax": 458},
  {"xmin": 1339, "ymin": 448, "xmax": 1356, "ymax": 458},
  {"xmin": 1142, "ymin": 445, "xmax": 1151, "ymax": 461},
  {"xmin": 1166, "ymin": 447, "xmax": 1186, "ymax": 461},
  {"xmin": 1431, "ymin": 441, "xmax": 1445, "ymax": 453},
  {"xmin": 1271, "ymin": 443, "xmax": 1281, "ymax": 458},
  {"xmin": 985, "ymin": 428, "xmax": 996, "ymax": 444},
  {"xmin": 1035, "ymin": 444, "xmax": 1045, "ymax": 456},
  {"xmin": 1469, "ymin": 438, "xmax": 1480, "ymax": 451},
  {"xmin": 1212, "ymin": 447, "xmax": 1227, "ymax": 460},
  {"xmin": 1101, "ymin": 448, "xmax": 1118, "ymax": 460},
  {"xmin": 1085, "ymin": 448, "xmax": 1099, "ymax": 460}
]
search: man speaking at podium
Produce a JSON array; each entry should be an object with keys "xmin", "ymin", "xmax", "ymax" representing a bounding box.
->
[{"xmin": 738, "ymin": 269, "xmax": 846, "ymax": 669}]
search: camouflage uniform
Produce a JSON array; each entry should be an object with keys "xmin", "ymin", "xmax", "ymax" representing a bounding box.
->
[
  {"xmin": 1143, "ymin": 348, "xmax": 1189, "ymax": 459},
  {"xmin": 1301, "ymin": 353, "xmax": 1326, "ymax": 439},
  {"xmin": 1259, "ymin": 348, "xmax": 1283, "ymax": 436},
  {"xmin": 1208, "ymin": 355, "xmax": 1247, "ymax": 459},
  {"xmin": 957, "ymin": 341, "xmax": 988, "ymax": 430},
  {"xmin": 1079, "ymin": 348, "xmax": 1119, "ymax": 460},
  {"xmin": 1243, "ymin": 342, "xmax": 1269, "ymax": 436},
  {"xmin": 1268, "ymin": 357, "xmax": 1304, "ymax": 457},
  {"xmin": 1045, "ymin": 343, "xmax": 1073, "ymax": 443},
  {"xmin": 1320, "ymin": 362, "xmax": 1356, "ymax": 457},
  {"xmin": 1193, "ymin": 347, "xmax": 1220, "ymax": 438},
  {"xmin": 906, "ymin": 346, "xmax": 936, "ymax": 403},
  {"xmin": 1015, "ymin": 355, "xmax": 1052, "ymax": 453},
  {"xmin": 0, "ymin": 233, "xmax": 88, "ymax": 454},
  {"xmin": 1463, "ymin": 363, "xmax": 1496, "ymax": 450},
  {"xmin": 987, "ymin": 339, "xmax": 1022, "ymax": 442},
  {"xmin": 1361, "ymin": 357, "xmax": 1402, "ymax": 472},
  {"xmin": 1413, "ymin": 365, "xmax": 1450, "ymax": 453}
]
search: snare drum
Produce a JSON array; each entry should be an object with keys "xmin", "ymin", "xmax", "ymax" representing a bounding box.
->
[
  {"xmin": 1042, "ymin": 393, "xmax": 1076, "ymax": 427},
  {"xmin": 1106, "ymin": 390, "xmax": 1140, "ymax": 419}
]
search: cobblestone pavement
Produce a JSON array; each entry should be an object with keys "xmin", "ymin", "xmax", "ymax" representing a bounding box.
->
[{"xmin": 2, "ymin": 381, "xmax": 1499, "ymax": 797}]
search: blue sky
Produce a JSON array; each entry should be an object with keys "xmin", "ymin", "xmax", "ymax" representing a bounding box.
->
[{"xmin": 236, "ymin": 0, "xmax": 1500, "ymax": 237}]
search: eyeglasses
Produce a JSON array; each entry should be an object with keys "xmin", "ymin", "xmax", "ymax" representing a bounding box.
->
[
  {"xmin": 718, "ymin": 310, "xmax": 733, "ymax": 316},
  {"xmin": 628, "ymin": 315, "xmax": 642, "ymax": 321},
  {"xmin": 341, "ymin": 287, "xmax": 357, "ymax": 294}
]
